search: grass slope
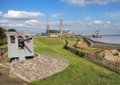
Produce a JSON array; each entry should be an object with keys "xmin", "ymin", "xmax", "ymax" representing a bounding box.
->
[{"xmin": 30, "ymin": 37, "xmax": 120, "ymax": 85}]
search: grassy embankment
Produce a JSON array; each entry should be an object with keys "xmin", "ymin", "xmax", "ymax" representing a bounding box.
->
[
  {"xmin": 30, "ymin": 37, "xmax": 120, "ymax": 85},
  {"xmin": 66, "ymin": 36, "xmax": 102, "ymax": 54}
]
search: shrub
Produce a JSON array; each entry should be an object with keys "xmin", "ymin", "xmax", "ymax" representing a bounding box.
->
[{"xmin": 113, "ymin": 52, "xmax": 119, "ymax": 56}]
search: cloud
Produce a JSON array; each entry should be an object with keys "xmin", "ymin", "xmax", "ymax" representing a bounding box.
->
[
  {"xmin": 25, "ymin": 19, "xmax": 39, "ymax": 25},
  {"xmin": 82, "ymin": 11, "xmax": 120, "ymax": 23},
  {"xmin": 61, "ymin": 0, "xmax": 120, "ymax": 6},
  {"xmin": 104, "ymin": 11, "xmax": 120, "ymax": 21},
  {"xmin": 93, "ymin": 20, "xmax": 103, "ymax": 24},
  {"xmin": 0, "ymin": 11, "xmax": 2, "ymax": 16},
  {"xmin": 0, "ymin": 22, "xmax": 28, "ymax": 28},
  {"xmin": 0, "ymin": 16, "xmax": 119, "ymax": 35},
  {"xmin": 106, "ymin": 21, "xmax": 111, "ymax": 24},
  {"xmin": 63, "ymin": 20, "xmax": 120, "ymax": 35},
  {"xmin": 0, "ymin": 18, "xmax": 46, "ymax": 34},
  {"xmin": 3, "ymin": 10, "xmax": 44, "ymax": 19},
  {"xmin": 52, "ymin": 13, "xmax": 63, "ymax": 18}
]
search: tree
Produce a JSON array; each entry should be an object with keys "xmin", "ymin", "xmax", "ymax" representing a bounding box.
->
[
  {"xmin": 0, "ymin": 26, "xmax": 6, "ymax": 45},
  {"xmin": 8, "ymin": 29, "xmax": 16, "ymax": 32}
]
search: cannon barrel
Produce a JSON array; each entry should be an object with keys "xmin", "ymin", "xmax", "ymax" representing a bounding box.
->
[{"xmin": 19, "ymin": 37, "xmax": 32, "ymax": 43}]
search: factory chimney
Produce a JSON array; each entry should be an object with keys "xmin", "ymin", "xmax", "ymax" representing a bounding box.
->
[
  {"xmin": 60, "ymin": 17, "xmax": 62, "ymax": 36},
  {"xmin": 46, "ymin": 18, "xmax": 50, "ymax": 35}
]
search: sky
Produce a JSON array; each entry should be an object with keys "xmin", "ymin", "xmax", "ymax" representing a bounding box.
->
[{"xmin": 0, "ymin": 0, "xmax": 120, "ymax": 35}]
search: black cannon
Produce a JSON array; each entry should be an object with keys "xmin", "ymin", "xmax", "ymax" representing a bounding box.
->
[{"xmin": 18, "ymin": 37, "xmax": 32, "ymax": 49}]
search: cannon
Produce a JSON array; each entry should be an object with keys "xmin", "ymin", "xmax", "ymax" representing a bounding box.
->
[
  {"xmin": 18, "ymin": 37, "xmax": 32, "ymax": 43},
  {"xmin": 18, "ymin": 37, "xmax": 32, "ymax": 49},
  {"xmin": 6, "ymin": 32, "xmax": 34, "ymax": 61}
]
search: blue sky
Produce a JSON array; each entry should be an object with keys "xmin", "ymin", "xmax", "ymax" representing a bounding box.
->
[{"xmin": 0, "ymin": 0, "xmax": 120, "ymax": 35}]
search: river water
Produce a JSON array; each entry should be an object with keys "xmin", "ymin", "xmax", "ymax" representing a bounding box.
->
[{"xmin": 88, "ymin": 35, "xmax": 120, "ymax": 44}]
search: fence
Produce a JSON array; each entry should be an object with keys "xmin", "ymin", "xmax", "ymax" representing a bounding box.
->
[{"xmin": 65, "ymin": 46, "xmax": 120, "ymax": 73}]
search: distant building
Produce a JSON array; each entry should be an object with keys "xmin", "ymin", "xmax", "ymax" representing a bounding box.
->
[
  {"xmin": 47, "ymin": 29, "xmax": 72, "ymax": 37},
  {"xmin": 45, "ymin": 17, "xmax": 72, "ymax": 37},
  {"xmin": 48, "ymin": 30, "xmax": 59, "ymax": 37}
]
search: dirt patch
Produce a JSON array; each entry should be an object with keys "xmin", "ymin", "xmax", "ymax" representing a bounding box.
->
[{"xmin": 0, "ymin": 65, "xmax": 27, "ymax": 85}]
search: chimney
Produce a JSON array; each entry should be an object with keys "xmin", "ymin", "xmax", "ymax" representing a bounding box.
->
[
  {"xmin": 46, "ymin": 18, "xmax": 50, "ymax": 35},
  {"xmin": 60, "ymin": 17, "xmax": 62, "ymax": 36}
]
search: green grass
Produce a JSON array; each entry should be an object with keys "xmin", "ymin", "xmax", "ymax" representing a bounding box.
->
[{"xmin": 30, "ymin": 37, "xmax": 120, "ymax": 85}]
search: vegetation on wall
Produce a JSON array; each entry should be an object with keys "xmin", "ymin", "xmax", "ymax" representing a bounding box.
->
[
  {"xmin": 0, "ymin": 26, "xmax": 6, "ymax": 45},
  {"xmin": 7, "ymin": 29, "xmax": 16, "ymax": 32},
  {"xmin": 0, "ymin": 26, "xmax": 16, "ymax": 46}
]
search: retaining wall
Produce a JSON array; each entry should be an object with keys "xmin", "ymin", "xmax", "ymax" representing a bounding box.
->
[{"xmin": 65, "ymin": 46, "xmax": 120, "ymax": 73}]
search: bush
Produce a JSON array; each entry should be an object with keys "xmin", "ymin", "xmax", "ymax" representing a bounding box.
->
[
  {"xmin": 0, "ymin": 26, "xmax": 7, "ymax": 45},
  {"xmin": 113, "ymin": 52, "xmax": 119, "ymax": 56}
]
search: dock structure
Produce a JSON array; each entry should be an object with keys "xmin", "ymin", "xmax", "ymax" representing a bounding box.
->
[
  {"xmin": 85, "ymin": 37, "xmax": 120, "ymax": 50},
  {"xmin": 92, "ymin": 30, "xmax": 101, "ymax": 38}
]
